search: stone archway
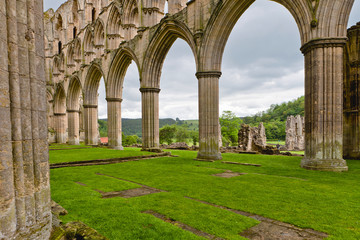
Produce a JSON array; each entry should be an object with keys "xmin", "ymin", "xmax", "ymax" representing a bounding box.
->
[
  {"xmin": 141, "ymin": 20, "xmax": 198, "ymax": 151},
  {"xmin": 198, "ymin": 0, "xmax": 354, "ymax": 170},
  {"xmin": 106, "ymin": 47, "xmax": 141, "ymax": 150},
  {"xmin": 67, "ymin": 76, "xmax": 83, "ymax": 145}
]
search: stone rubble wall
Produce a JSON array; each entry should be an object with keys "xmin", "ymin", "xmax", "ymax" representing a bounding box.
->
[
  {"xmin": 285, "ymin": 115, "xmax": 305, "ymax": 151},
  {"xmin": 238, "ymin": 123, "xmax": 267, "ymax": 152}
]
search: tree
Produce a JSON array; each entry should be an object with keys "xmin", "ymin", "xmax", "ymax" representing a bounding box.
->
[
  {"xmin": 159, "ymin": 125, "xmax": 177, "ymax": 144},
  {"xmin": 190, "ymin": 130, "xmax": 199, "ymax": 146},
  {"xmin": 219, "ymin": 111, "xmax": 242, "ymax": 146},
  {"xmin": 175, "ymin": 125, "xmax": 189, "ymax": 142}
]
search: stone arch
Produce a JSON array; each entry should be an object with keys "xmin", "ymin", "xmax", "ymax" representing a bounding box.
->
[
  {"xmin": 55, "ymin": 13, "xmax": 63, "ymax": 32},
  {"xmin": 72, "ymin": 0, "xmax": 79, "ymax": 25},
  {"xmin": 142, "ymin": 20, "xmax": 198, "ymax": 88},
  {"xmin": 54, "ymin": 84, "xmax": 67, "ymax": 143},
  {"xmin": 67, "ymin": 43, "xmax": 75, "ymax": 69},
  {"xmin": 83, "ymin": 63, "xmax": 105, "ymax": 145},
  {"xmin": 105, "ymin": 47, "xmax": 140, "ymax": 149},
  {"xmin": 196, "ymin": 0, "xmax": 355, "ymax": 168},
  {"xmin": 94, "ymin": 19, "xmax": 105, "ymax": 57},
  {"xmin": 53, "ymin": 56, "xmax": 61, "ymax": 76},
  {"xmin": 74, "ymin": 38, "xmax": 82, "ymax": 63},
  {"xmin": 67, "ymin": 76, "xmax": 83, "ymax": 144},
  {"xmin": 83, "ymin": 27, "xmax": 95, "ymax": 62},
  {"xmin": 106, "ymin": 4, "xmax": 124, "ymax": 48},
  {"xmin": 140, "ymin": 20, "xmax": 197, "ymax": 151},
  {"xmin": 59, "ymin": 52, "xmax": 65, "ymax": 73}
]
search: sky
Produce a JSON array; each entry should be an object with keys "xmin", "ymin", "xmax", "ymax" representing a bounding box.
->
[{"xmin": 44, "ymin": 0, "xmax": 360, "ymax": 120}]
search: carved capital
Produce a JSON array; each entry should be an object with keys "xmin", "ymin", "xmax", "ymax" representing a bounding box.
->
[
  {"xmin": 196, "ymin": 71, "xmax": 222, "ymax": 79},
  {"xmin": 106, "ymin": 97, "xmax": 123, "ymax": 102},
  {"xmin": 300, "ymin": 37, "xmax": 347, "ymax": 54},
  {"xmin": 139, "ymin": 87, "xmax": 161, "ymax": 93},
  {"xmin": 67, "ymin": 109, "xmax": 80, "ymax": 113},
  {"xmin": 83, "ymin": 104, "xmax": 97, "ymax": 108}
]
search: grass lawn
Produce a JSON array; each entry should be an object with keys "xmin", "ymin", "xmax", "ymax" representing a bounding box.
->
[
  {"xmin": 266, "ymin": 140, "xmax": 285, "ymax": 145},
  {"xmin": 50, "ymin": 150, "xmax": 360, "ymax": 239},
  {"xmin": 49, "ymin": 147, "xmax": 154, "ymax": 164},
  {"xmin": 49, "ymin": 142, "xmax": 90, "ymax": 149}
]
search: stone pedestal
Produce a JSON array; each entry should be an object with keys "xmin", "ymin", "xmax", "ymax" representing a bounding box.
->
[
  {"xmin": 196, "ymin": 71, "xmax": 222, "ymax": 160},
  {"xmin": 54, "ymin": 113, "xmax": 67, "ymax": 143},
  {"xmin": 141, "ymin": 88, "xmax": 161, "ymax": 152},
  {"xmin": 107, "ymin": 98, "xmax": 123, "ymax": 150},
  {"xmin": 84, "ymin": 104, "xmax": 99, "ymax": 145},
  {"xmin": 67, "ymin": 110, "xmax": 80, "ymax": 145},
  {"xmin": 300, "ymin": 38, "xmax": 348, "ymax": 171}
]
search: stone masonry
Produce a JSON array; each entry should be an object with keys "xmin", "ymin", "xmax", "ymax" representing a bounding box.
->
[
  {"xmin": 238, "ymin": 123, "xmax": 267, "ymax": 152},
  {"xmin": 343, "ymin": 22, "xmax": 360, "ymax": 160},
  {"xmin": 43, "ymin": 0, "xmax": 357, "ymax": 171},
  {"xmin": 0, "ymin": 0, "xmax": 52, "ymax": 239},
  {"xmin": 286, "ymin": 115, "xmax": 305, "ymax": 151}
]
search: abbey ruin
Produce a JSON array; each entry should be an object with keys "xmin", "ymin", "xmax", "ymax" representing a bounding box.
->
[{"xmin": 1, "ymin": 0, "xmax": 359, "ymax": 238}]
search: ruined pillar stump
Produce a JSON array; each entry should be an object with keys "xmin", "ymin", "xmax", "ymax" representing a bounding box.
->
[
  {"xmin": 107, "ymin": 98, "xmax": 124, "ymax": 150},
  {"xmin": 343, "ymin": 23, "xmax": 360, "ymax": 160},
  {"xmin": 67, "ymin": 110, "xmax": 80, "ymax": 145},
  {"xmin": 196, "ymin": 71, "xmax": 222, "ymax": 160},
  {"xmin": 84, "ymin": 104, "xmax": 99, "ymax": 146},
  {"xmin": 141, "ymin": 88, "xmax": 161, "ymax": 152},
  {"xmin": 300, "ymin": 38, "xmax": 348, "ymax": 171}
]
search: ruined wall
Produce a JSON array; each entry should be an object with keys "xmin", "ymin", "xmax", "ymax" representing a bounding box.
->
[
  {"xmin": 0, "ymin": 0, "xmax": 52, "ymax": 239},
  {"xmin": 344, "ymin": 22, "xmax": 360, "ymax": 159},
  {"xmin": 286, "ymin": 115, "xmax": 305, "ymax": 151},
  {"xmin": 238, "ymin": 123, "xmax": 267, "ymax": 152}
]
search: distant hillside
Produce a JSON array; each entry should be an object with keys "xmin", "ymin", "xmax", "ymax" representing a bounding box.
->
[{"xmin": 98, "ymin": 118, "xmax": 195, "ymax": 137}]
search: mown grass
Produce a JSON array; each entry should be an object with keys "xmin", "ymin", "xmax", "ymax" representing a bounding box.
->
[
  {"xmin": 49, "ymin": 147, "xmax": 154, "ymax": 164},
  {"xmin": 49, "ymin": 142, "xmax": 90, "ymax": 149},
  {"xmin": 266, "ymin": 140, "xmax": 285, "ymax": 145},
  {"xmin": 50, "ymin": 150, "xmax": 360, "ymax": 239}
]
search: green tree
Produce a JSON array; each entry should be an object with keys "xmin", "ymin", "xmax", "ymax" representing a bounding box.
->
[
  {"xmin": 189, "ymin": 130, "xmax": 199, "ymax": 146},
  {"xmin": 159, "ymin": 125, "xmax": 177, "ymax": 144},
  {"xmin": 219, "ymin": 111, "xmax": 242, "ymax": 146}
]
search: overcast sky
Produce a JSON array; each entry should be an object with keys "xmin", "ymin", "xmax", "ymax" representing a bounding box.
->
[{"xmin": 44, "ymin": 0, "xmax": 360, "ymax": 120}]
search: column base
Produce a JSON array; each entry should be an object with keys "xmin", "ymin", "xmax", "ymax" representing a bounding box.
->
[
  {"xmin": 142, "ymin": 148, "xmax": 162, "ymax": 153},
  {"xmin": 196, "ymin": 151, "xmax": 222, "ymax": 161},
  {"xmin": 301, "ymin": 158, "xmax": 348, "ymax": 172},
  {"xmin": 109, "ymin": 145, "xmax": 124, "ymax": 150},
  {"xmin": 68, "ymin": 139, "xmax": 80, "ymax": 145}
]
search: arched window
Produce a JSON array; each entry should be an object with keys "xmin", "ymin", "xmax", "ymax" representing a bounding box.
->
[
  {"xmin": 73, "ymin": 27, "xmax": 77, "ymax": 39},
  {"xmin": 58, "ymin": 41, "xmax": 62, "ymax": 54},
  {"xmin": 92, "ymin": 8, "xmax": 96, "ymax": 22}
]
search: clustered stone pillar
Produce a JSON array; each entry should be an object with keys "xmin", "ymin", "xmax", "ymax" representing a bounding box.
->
[
  {"xmin": 343, "ymin": 23, "xmax": 360, "ymax": 160},
  {"xmin": 67, "ymin": 109, "xmax": 80, "ymax": 145},
  {"xmin": 0, "ymin": 0, "xmax": 52, "ymax": 238},
  {"xmin": 107, "ymin": 98, "xmax": 124, "ymax": 150},
  {"xmin": 54, "ymin": 113, "xmax": 67, "ymax": 143},
  {"xmin": 141, "ymin": 87, "xmax": 161, "ymax": 152},
  {"xmin": 84, "ymin": 104, "xmax": 99, "ymax": 145},
  {"xmin": 300, "ymin": 38, "xmax": 348, "ymax": 171},
  {"xmin": 196, "ymin": 71, "xmax": 222, "ymax": 160}
]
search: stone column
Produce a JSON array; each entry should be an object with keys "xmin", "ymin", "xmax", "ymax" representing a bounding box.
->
[
  {"xmin": 196, "ymin": 71, "xmax": 222, "ymax": 160},
  {"xmin": 300, "ymin": 38, "xmax": 348, "ymax": 171},
  {"xmin": 1, "ymin": 0, "xmax": 52, "ymax": 238},
  {"xmin": 107, "ymin": 98, "xmax": 123, "ymax": 150},
  {"xmin": 141, "ymin": 87, "xmax": 161, "ymax": 152},
  {"xmin": 54, "ymin": 113, "xmax": 67, "ymax": 143},
  {"xmin": 84, "ymin": 104, "xmax": 99, "ymax": 145},
  {"xmin": 343, "ymin": 23, "xmax": 360, "ymax": 160},
  {"xmin": 67, "ymin": 110, "xmax": 80, "ymax": 145}
]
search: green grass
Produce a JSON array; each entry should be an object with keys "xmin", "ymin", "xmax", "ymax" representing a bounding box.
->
[
  {"xmin": 50, "ymin": 150, "xmax": 360, "ymax": 239},
  {"xmin": 49, "ymin": 142, "xmax": 90, "ymax": 149},
  {"xmin": 49, "ymin": 147, "xmax": 154, "ymax": 164},
  {"xmin": 266, "ymin": 140, "xmax": 285, "ymax": 145}
]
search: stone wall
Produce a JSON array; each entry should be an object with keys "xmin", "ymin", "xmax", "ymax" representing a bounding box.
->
[
  {"xmin": 0, "ymin": 0, "xmax": 52, "ymax": 239},
  {"xmin": 238, "ymin": 123, "xmax": 267, "ymax": 152},
  {"xmin": 344, "ymin": 22, "xmax": 360, "ymax": 160},
  {"xmin": 285, "ymin": 115, "xmax": 305, "ymax": 151}
]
